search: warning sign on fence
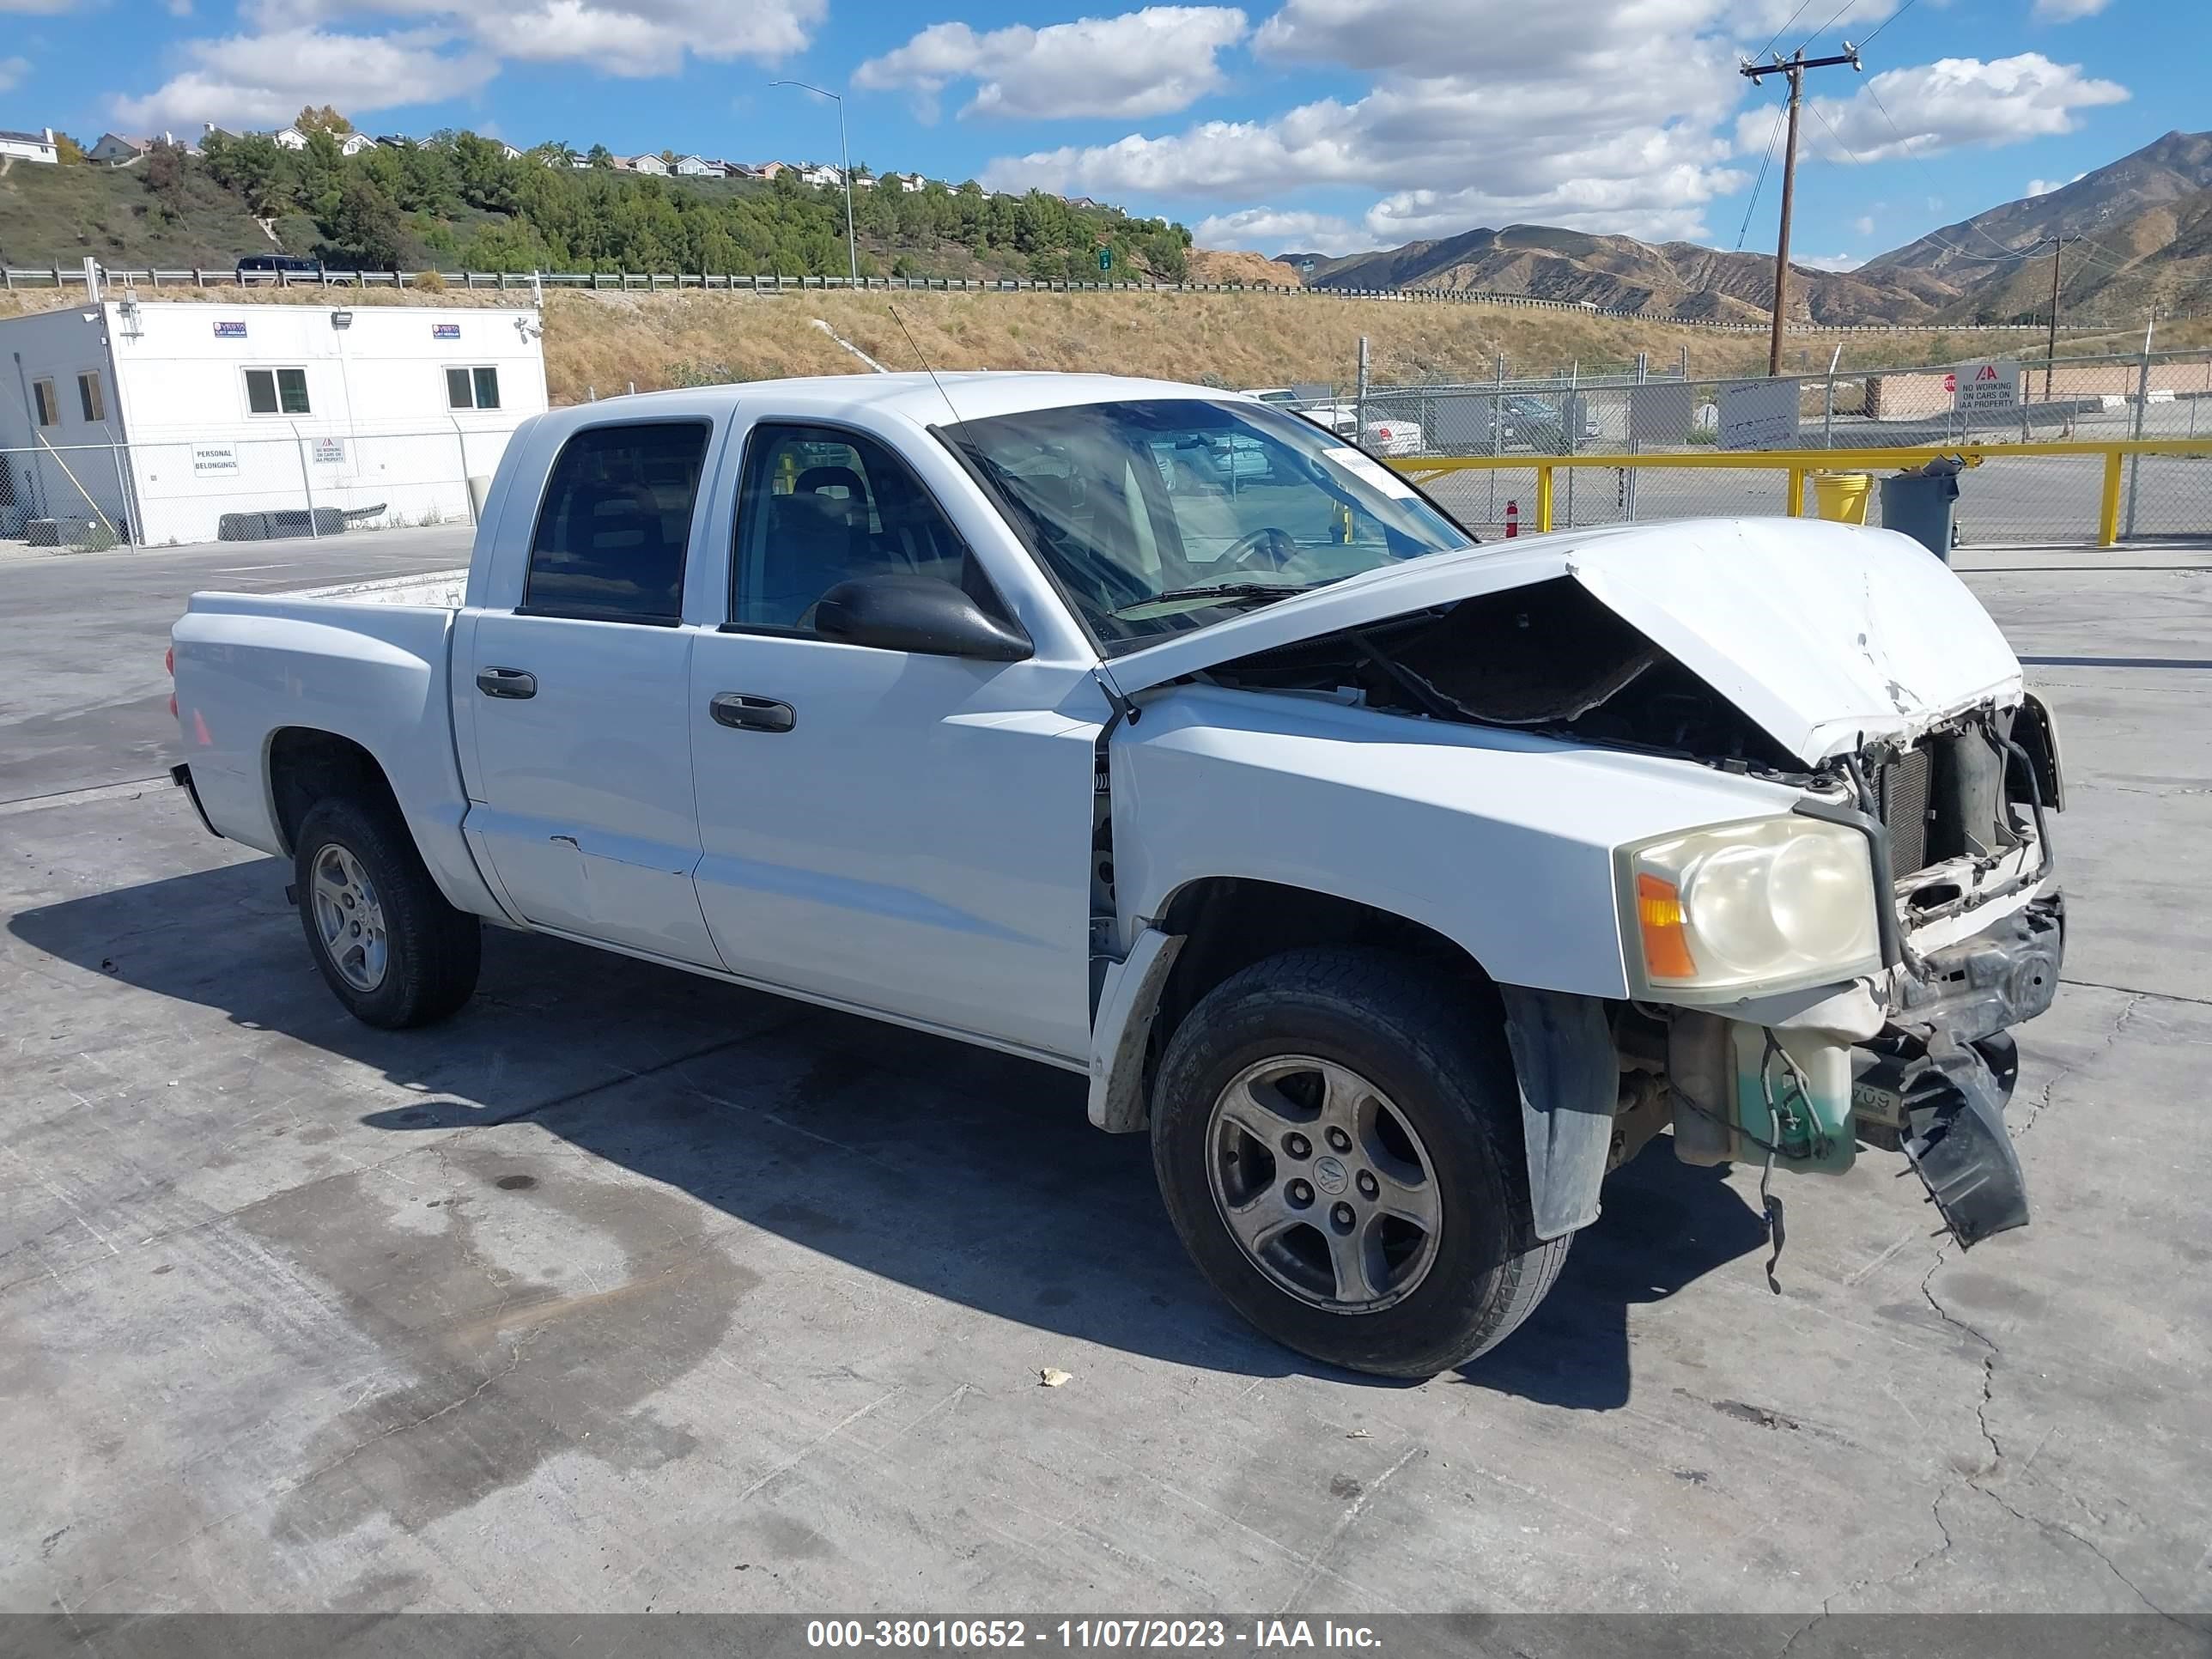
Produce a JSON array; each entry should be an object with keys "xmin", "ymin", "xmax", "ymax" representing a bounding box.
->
[
  {"xmin": 191, "ymin": 443, "xmax": 238, "ymax": 475},
  {"xmin": 1953, "ymin": 359, "xmax": 2019, "ymax": 416},
  {"xmin": 312, "ymin": 437, "xmax": 345, "ymax": 465}
]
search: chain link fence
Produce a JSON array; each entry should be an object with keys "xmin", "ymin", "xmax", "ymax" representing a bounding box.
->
[
  {"xmin": 1358, "ymin": 347, "xmax": 2212, "ymax": 544},
  {"xmin": 0, "ymin": 427, "xmax": 501, "ymax": 550}
]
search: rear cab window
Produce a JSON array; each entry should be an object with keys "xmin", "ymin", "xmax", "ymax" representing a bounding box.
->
[{"xmin": 524, "ymin": 421, "xmax": 710, "ymax": 623}]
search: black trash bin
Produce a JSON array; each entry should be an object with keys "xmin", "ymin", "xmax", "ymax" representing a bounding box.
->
[{"xmin": 1880, "ymin": 456, "xmax": 1963, "ymax": 561}]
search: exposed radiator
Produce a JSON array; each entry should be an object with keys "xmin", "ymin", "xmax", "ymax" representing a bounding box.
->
[{"xmin": 1876, "ymin": 744, "xmax": 1935, "ymax": 877}]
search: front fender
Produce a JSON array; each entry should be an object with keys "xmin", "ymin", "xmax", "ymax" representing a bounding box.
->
[{"xmin": 1110, "ymin": 684, "xmax": 1807, "ymax": 1000}]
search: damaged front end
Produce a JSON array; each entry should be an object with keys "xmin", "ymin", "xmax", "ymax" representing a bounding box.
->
[
  {"xmin": 1639, "ymin": 704, "xmax": 2065, "ymax": 1252},
  {"xmin": 1195, "ymin": 550, "xmax": 2065, "ymax": 1254}
]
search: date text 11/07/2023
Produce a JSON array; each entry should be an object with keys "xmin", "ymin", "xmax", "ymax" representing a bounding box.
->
[{"xmin": 805, "ymin": 1620, "xmax": 1383, "ymax": 1650}]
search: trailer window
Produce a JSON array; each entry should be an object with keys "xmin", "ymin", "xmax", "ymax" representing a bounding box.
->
[
  {"xmin": 32, "ymin": 380, "xmax": 58, "ymax": 426},
  {"xmin": 244, "ymin": 368, "xmax": 310, "ymax": 416},
  {"xmin": 446, "ymin": 366, "xmax": 501, "ymax": 410}
]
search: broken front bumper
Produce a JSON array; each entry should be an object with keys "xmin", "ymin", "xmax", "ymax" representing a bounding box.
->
[
  {"xmin": 1668, "ymin": 889, "xmax": 2063, "ymax": 1249},
  {"xmin": 1854, "ymin": 891, "xmax": 2064, "ymax": 1247}
]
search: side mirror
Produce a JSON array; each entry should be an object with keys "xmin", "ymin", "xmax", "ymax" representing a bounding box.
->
[{"xmin": 812, "ymin": 574, "xmax": 1033, "ymax": 662}]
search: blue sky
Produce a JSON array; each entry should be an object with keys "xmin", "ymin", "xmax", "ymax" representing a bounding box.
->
[{"xmin": 4, "ymin": 0, "xmax": 2198, "ymax": 266}]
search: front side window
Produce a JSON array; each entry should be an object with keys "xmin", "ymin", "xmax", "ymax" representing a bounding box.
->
[
  {"xmin": 942, "ymin": 398, "xmax": 1470, "ymax": 650},
  {"xmin": 732, "ymin": 423, "xmax": 981, "ymax": 632},
  {"xmin": 77, "ymin": 371, "xmax": 106, "ymax": 422},
  {"xmin": 525, "ymin": 421, "xmax": 708, "ymax": 623},
  {"xmin": 244, "ymin": 367, "xmax": 310, "ymax": 416},
  {"xmin": 447, "ymin": 366, "xmax": 501, "ymax": 410},
  {"xmin": 32, "ymin": 379, "xmax": 58, "ymax": 426}
]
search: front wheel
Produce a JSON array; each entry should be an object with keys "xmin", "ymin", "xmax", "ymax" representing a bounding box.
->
[
  {"xmin": 1151, "ymin": 948, "xmax": 1570, "ymax": 1378},
  {"xmin": 295, "ymin": 796, "xmax": 480, "ymax": 1029}
]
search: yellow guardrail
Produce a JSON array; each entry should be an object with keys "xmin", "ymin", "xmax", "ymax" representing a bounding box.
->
[{"xmin": 1389, "ymin": 439, "xmax": 2212, "ymax": 547}]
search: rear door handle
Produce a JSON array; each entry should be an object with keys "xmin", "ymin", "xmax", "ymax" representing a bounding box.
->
[
  {"xmin": 709, "ymin": 693, "xmax": 796, "ymax": 733},
  {"xmin": 476, "ymin": 666, "xmax": 537, "ymax": 700}
]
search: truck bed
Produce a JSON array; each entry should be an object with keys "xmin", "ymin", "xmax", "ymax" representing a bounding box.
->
[{"xmin": 170, "ymin": 581, "xmax": 503, "ymax": 922}]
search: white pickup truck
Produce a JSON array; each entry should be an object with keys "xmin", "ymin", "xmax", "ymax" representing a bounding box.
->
[{"xmin": 171, "ymin": 373, "xmax": 2066, "ymax": 1377}]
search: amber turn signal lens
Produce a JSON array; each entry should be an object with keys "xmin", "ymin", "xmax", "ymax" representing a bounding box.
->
[{"xmin": 1636, "ymin": 872, "xmax": 1698, "ymax": 981}]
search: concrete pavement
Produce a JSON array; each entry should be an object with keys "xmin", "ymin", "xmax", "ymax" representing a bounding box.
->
[{"xmin": 0, "ymin": 533, "xmax": 2206, "ymax": 1620}]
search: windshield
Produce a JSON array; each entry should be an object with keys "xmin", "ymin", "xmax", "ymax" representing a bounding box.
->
[{"xmin": 942, "ymin": 398, "xmax": 1473, "ymax": 649}]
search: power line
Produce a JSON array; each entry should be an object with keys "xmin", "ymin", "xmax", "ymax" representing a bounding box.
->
[
  {"xmin": 1735, "ymin": 101, "xmax": 1789, "ymax": 250},
  {"xmin": 1856, "ymin": 0, "xmax": 1918, "ymax": 49},
  {"xmin": 1795, "ymin": 0, "xmax": 1859, "ymax": 55},
  {"xmin": 1755, "ymin": 0, "xmax": 1818, "ymax": 63}
]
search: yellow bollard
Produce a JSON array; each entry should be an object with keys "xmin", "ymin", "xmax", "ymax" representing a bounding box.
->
[
  {"xmin": 1787, "ymin": 468, "xmax": 1806, "ymax": 518},
  {"xmin": 2100, "ymin": 449, "xmax": 2123, "ymax": 547},
  {"xmin": 1812, "ymin": 472, "xmax": 1871, "ymax": 524},
  {"xmin": 1535, "ymin": 465, "xmax": 1555, "ymax": 532}
]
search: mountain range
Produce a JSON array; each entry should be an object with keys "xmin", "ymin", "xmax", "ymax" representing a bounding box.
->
[{"xmin": 1278, "ymin": 130, "xmax": 2212, "ymax": 326}]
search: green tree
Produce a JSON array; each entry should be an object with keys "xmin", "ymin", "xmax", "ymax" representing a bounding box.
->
[
  {"xmin": 587, "ymin": 143, "xmax": 614, "ymax": 169},
  {"xmin": 295, "ymin": 104, "xmax": 354, "ymax": 134},
  {"xmin": 52, "ymin": 133, "xmax": 86, "ymax": 164},
  {"xmin": 333, "ymin": 175, "xmax": 410, "ymax": 270}
]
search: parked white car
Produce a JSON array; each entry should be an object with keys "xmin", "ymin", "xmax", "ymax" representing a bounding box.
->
[
  {"xmin": 171, "ymin": 373, "xmax": 2065, "ymax": 1377},
  {"xmin": 1241, "ymin": 386, "xmax": 1424, "ymax": 456}
]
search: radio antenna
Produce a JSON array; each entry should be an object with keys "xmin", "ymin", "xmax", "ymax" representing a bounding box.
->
[{"xmin": 888, "ymin": 305, "xmax": 963, "ymax": 426}]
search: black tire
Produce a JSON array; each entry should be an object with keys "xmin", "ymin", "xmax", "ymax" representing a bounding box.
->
[
  {"xmin": 294, "ymin": 795, "xmax": 480, "ymax": 1029},
  {"xmin": 1151, "ymin": 946, "xmax": 1571, "ymax": 1378}
]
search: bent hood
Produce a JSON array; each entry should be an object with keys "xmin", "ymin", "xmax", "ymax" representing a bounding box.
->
[{"xmin": 1106, "ymin": 517, "xmax": 2024, "ymax": 766}]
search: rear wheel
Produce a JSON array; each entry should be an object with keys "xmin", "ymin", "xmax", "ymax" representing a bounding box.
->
[
  {"xmin": 294, "ymin": 796, "xmax": 480, "ymax": 1029},
  {"xmin": 1152, "ymin": 948, "xmax": 1570, "ymax": 1377}
]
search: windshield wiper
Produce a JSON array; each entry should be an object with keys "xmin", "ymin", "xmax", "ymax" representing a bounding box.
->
[{"xmin": 1114, "ymin": 581, "xmax": 1322, "ymax": 616}]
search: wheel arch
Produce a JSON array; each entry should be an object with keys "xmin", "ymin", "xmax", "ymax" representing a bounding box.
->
[
  {"xmin": 265, "ymin": 726, "xmax": 403, "ymax": 856},
  {"xmin": 1100, "ymin": 874, "xmax": 1619, "ymax": 1243}
]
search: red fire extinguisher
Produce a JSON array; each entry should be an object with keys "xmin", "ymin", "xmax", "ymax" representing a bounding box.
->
[{"xmin": 1504, "ymin": 499, "xmax": 1519, "ymax": 538}]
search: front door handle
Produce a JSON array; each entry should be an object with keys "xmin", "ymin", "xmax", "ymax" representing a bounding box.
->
[
  {"xmin": 709, "ymin": 693, "xmax": 796, "ymax": 733},
  {"xmin": 477, "ymin": 666, "xmax": 538, "ymax": 700}
]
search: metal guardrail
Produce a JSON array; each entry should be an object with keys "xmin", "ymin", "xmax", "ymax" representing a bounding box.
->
[
  {"xmin": 0, "ymin": 264, "xmax": 2122, "ymax": 333},
  {"xmin": 1390, "ymin": 439, "xmax": 2212, "ymax": 546}
]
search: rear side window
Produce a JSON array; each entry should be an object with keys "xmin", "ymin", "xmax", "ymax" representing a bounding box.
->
[{"xmin": 525, "ymin": 421, "xmax": 708, "ymax": 623}]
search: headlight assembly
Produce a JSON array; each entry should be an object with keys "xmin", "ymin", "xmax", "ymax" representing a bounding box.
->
[{"xmin": 1622, "ymin": 816, "xmax": 1881, "ymax": 999}]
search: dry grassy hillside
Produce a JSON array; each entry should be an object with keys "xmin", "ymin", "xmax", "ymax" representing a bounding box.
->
[{"xmin": 8, "ymin": 284, "xmax": 2197, "ymax": 406}]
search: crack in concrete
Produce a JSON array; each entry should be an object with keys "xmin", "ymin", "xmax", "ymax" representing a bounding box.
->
[
  {"xmin": 2017, "ymin": 992, "xmax": 2145, "ymax": 1139},
  {"xmin": 2059, "ymin": 976, "xmax": 2212, "ymax": 1009}
]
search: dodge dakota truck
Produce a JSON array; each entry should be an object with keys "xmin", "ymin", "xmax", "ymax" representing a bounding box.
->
[{"xmin": 170, "ymin": 373, "xmax": 2065, "ymax": 1377}]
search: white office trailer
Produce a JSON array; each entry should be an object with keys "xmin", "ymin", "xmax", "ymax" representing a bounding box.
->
[{"xmin": 0, "ymin": 297, "xmax": 547, "ymax": 547}]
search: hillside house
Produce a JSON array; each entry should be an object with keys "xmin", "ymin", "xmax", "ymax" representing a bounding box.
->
[
  {"xmin": 88, "ymin": 133, "xmax": 157, "ymax": 167},
  {"xmin": 337, "ymin": 132, "xmax": 381, "ymax": 156},
  {"xmin": 626, "ymin": 154, "xmax": 671, "ymax": 175},
  {"xmin": 0, "ymin": 129, "xmax": 58, "ymax": 166},
  {"xmin": 671, "ymin": 154, "xmax": 717, "ymax": 176}
]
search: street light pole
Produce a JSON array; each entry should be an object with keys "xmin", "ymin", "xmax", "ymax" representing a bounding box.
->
[{"xmin": 773, "ymin": 79, "xmax": 859, "ymax": 285}]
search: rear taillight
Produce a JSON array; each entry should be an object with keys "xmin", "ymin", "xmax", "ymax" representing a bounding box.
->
[{"xmin": 167, "ymin": 645, "xmax": 177, "ymax": 717}]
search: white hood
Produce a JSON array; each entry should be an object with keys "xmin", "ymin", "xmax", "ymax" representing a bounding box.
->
[{"xmin": 1107, "ymin": 517, "xmax": 2024, "ymax": 766}]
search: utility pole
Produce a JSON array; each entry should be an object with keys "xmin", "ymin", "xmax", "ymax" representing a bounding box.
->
[
  {"xmin": 2043, "ymin": 235, "xmax": 2073, "ymax": 404},
  {"xmin": 1741, "ymin": 46, "xmax": 1863, "ymax": 377}
]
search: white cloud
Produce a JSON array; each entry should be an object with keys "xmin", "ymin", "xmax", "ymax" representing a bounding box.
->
[
  {"xmin": 1797, "ymin": 252, "xmax": 1864, "ymax": 271},
  {"xmin": 2032, "ymin": 0, "xmax": 2109, "ymax": 18},
  {"xmin": 0, "ymin": 0, "xmax": 72, "ymax": 13},
  {"xmin": 1736, "ymin": 54, "xmax": 2128, "ymax": 163},
  {"xmin": 2025, "ymin": 170, "xmax": 2087, "ymax": 196},
  {"xmin": 164, "ymin": 0, "xmax": 192, "ymax": 14},
  {"xmin": 1852, "ymin": 214, "xmax": 1875, "ymax": 234},
  {"xmin": 116, "ymin": 0, "xmax": 823, "ymax": 125},
  {"xmin": 114, "ymin": 28, "xmax": 495, "ymax": 128},
  {"xmin": 983, "ymin": 0, "xmax": 1942, "ymax": 248},
  {"xmin": 856, "ymin": 8, "xmax": 1247, "ymax": 122},
  {"xmin": 0, "ymin": 55, "xmax": 27, "ymax": 93},
  {"xmin": 1193, "ymin": 206, "xmax": 1370, "ymax": 256}
]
